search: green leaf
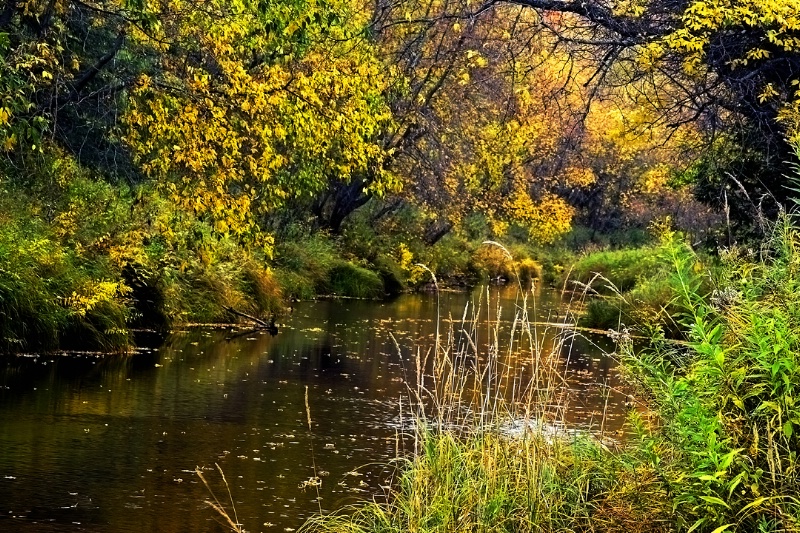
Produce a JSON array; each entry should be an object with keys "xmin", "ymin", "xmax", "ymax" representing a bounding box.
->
[
  {"xmin": 699, "ymin": 495, "xmax": 730, "ymax": 509},
  {"xmin": 687, "ymin": 517, "xmax": 707, "ymax": 533},
  {"xmin": 710, "ymin": 525, "xmax": 734, "ymax": 533},
  {"xmin": 720, "ymin": 448, "xmax": 743, "ymax": 470},
  {"xmin": 740, "ymin": 497, "xmax": 770, "ymax": 512}
]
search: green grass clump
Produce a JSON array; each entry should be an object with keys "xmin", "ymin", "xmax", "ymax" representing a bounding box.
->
[
  {"xmin": 582, "ymin": 274, "xmax": 679, "ymax": 333},
  {"xmin": 567, "ymin": 236, "xmax": 709, "ymax": 335},
  {"xmin": 565, "ymin": 247, "xmax": 661, "ymax": 295},
  {"xmin": 303, "ymin": 429, "xmax": 667, "ymax": 533},
  {"xmin": 619, "ymin": 218, "xmax": 800, "ymax": 532},
  {"xmin": 583, "ymin": 298, "xmax": 622, "ymax": 330},
  {"xmin": 273, "ymin": 232, "xmax": 386, "ymax": 299},
  {"xmin": 324, "ymin": 262, "xmax": 385, "ymax": 299}
]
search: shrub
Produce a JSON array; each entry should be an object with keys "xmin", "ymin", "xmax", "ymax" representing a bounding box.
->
[
  {"xmin": 324, "ymin": 262, "xmax": 384, "ymax": 299},
  {"xmin": 0, "ymin": 205, "xmax": 131, "ymax": 352},
  {"xmin": 471, "ymin": 245, "xmax": 514, "ymax": 281},
  {"xmin": 621, "ymin": 218, "xmax": 800, "ymax": 532},
  {"xmin": 516, "ymin": 257, "xmax": 543, "ymax": 284},
  {"xmin": 565, "ymin": 247, "xmax": 661, "ymax": 294}
]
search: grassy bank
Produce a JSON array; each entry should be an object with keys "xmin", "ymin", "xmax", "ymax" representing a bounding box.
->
[
  {"xmin": 295, "ymin": 218, "xmax": 800, "ymax": 533},
  {"xmin": 303, "ymin": 431, "xmax": 666, "ymax": 533},
  {"xmin": 0, "ymin": 175, "xmax": 287, "ymax": 352},
  {"xmin": 558, "ymin": 223, "xmax": 717, "ymax": 337},
  {"xmin": 0, "ymin": 178, "xmax": 571, "ymax": 352},
  {"xmin": 0, "ymin": 150, "xmax": 678, "ymax": 354}
]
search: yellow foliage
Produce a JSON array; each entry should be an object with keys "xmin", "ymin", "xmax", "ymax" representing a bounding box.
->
[
  {"xmin": 779, "ymin": 99, "xmax": 800, "ymax": 144},
  {"xmin": 396, "ymin": 242, "xmax": 426, "ymax": 284},
  {"xmin": 659, "ymin": 0, "xmax": 800, "ymax": 136},
  {"xmin": 62, "ymin": 281, "xmax": 131, "ymax": 318},
  {"xmin": 122, "ymin": 0, "xmax": 395, "ymax": 242},
  {"xmin": 639, "ymin": 164, "xmax": 672, "ymax": 194},
  {"xmin": 505, "ymin": 190, "xmax": 574, "ymax": 244},
  {"xmin": 564, "ymin": 166, "xmax": 597, "ymax": 188},
  {"xmin": 517, "ymin": 258, "xmax": 543, "ymax": 283},
  {"xmin": 472, "ymin": 246, "xmax": 514, "ymax": 279}
]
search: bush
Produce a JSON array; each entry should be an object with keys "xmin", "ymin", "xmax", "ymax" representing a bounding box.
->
[
  {"xmin": 471, "ymin": 245, "xmax": 515, "ymax": 281},
  {"xmin": 516, "ymin": 257, "xmax": 543, "ymax": 284},
  {"xmin": 0, "ymin": 202, "xmax": 131, "ymax": 352},
  {"xmin": 324, "ymin": 262, "xmax": 384, "ymax": 299},
  {"xmin": 564, "ymin": 247, "xmax": 662, "ymax": 294},
  {"xmin": 620, "ymin": 219, "xmax": 800, "ymax": 532}
]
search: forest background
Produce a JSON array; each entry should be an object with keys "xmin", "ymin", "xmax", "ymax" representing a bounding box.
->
[{"xmin": 1, "ymin": 0, "xmax": 799, "ymax": 351}]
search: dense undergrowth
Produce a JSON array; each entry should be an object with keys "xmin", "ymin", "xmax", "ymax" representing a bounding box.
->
[
  {"xmin": 0, "ymin": 159, "xmax": 289, "ymax": 351},
  {"xmin": 0, "ymin": 167, "xmax": 697, "ymax": 353},
  {"xmin": 0, "ymin": 145, "xmax": 707, "ymax": 354},
  {"xmin": 619, "ymin": 220, "xmax": 800, "ymax": 532},
  {"xmin": 0, "ymin": 148, "xmax": 712, "ymax": 357},
  {"xmin": 1, "ymin": 156, "xmax": 593, "ymax": 352},
  {"xmin": 294, "ymin": 218, "xmax": 800, "ymax": 533}
]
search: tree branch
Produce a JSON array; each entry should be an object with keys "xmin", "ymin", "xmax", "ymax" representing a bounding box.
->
[{"xmin": 68, "ymin": 32, "xmax": 126, "ymax": 100}]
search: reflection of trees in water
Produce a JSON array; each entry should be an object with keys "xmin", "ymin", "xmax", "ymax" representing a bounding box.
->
[{"xmin": 0, "ymin": 287, "xmax": 626, "ymax": 531}]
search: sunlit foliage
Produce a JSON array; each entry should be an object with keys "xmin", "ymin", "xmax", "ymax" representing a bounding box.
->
[{"xmin": 123, "ymin": 0, "xmax": 396, "ymax": 244}]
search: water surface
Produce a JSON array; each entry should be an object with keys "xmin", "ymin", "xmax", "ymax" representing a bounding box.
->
[{"xmin": 0, "ymin": 286, "xmax": 629, "ymax": 532}]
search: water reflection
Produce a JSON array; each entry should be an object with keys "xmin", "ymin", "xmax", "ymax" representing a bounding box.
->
[{"xmin": 0, "ymin": 286, "xmax": 628, "ymax": 532}]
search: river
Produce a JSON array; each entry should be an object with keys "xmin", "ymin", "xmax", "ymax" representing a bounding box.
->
[{"xmin": 0, "ymin": 286, "xmax": 629, "ymax": 532}]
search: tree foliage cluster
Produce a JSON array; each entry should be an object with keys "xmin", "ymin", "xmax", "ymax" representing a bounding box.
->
[{"xmin": 1, "ymin": 0, "xmax": 798, "ymax": 346}]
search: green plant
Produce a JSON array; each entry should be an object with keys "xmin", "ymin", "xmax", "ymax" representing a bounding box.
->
[
  {"xmin": 564, "ymin": 247, "xmax": 662, "ymax": 295},
  {"xmin": 620, "ymin": 217, "xmax": 800, "ymax": 532},
  {"xmin": 324, "ymin": 262, "xmax": 384, "ymax": 299},
  {"xmin": 300, "ymin": 256, "xmax": 669, "ymax": 533}
]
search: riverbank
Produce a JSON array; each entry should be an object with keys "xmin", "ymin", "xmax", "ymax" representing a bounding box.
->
[
  {"xmin": 2, "ymin": 176, "xmax": 624, "ymax": 354},
  {"xmin": 299, "ymin": 219, "xmax": 800, "ymax": 533},
  {"xmin": 0, "ymin": 167, "xmax": 709, "ymax": 355},
  {"xmin": 0, "ymin": 192, "xmax": 683, "ymax": 354}
]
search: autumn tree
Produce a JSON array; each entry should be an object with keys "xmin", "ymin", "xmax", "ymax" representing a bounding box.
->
[
  {"xmin": 318, "ymin": 1, "xmax": 590, "ymax": 245},
  {"xmin": 120, "ymin": 0, "xmax": 400, "ymax": 244},
  {"xmin": 474, "ymin": 0, "xmax": 800, "ymax": 223}
]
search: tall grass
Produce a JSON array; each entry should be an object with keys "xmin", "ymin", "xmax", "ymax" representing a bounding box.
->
[
  {"xmin": 0, "ymin": 195, "xmax": 131, "ymax": 352},
  {"xmin": 618, "ymin": 218, "xmax": 800, "ymax": 532},
  {"xmin": 297, "ymin": 222, "xmax": 800, "ymax": 533},
  {"xmin": 0, "ymin": 176, "xmax": 286, "ymax": 352},
  {"xmin": 300, "ymin": 245, "xmax": 666, "ymax": 533},
  {"xmin": 565, "ymin": 227, "xmax": 714, "ymax": 336}
]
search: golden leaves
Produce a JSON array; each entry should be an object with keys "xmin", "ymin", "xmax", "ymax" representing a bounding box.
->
[
  {"xmin": 504, "ymin": 189, "xmax": 574, "ymax": 244},
  {"xmin": 122, "ymin": 0, "xmax": 394, "ymax": 242},
  {"xmin": 62, "ymin": 281, "xmax": 130, "ymax": 318}
]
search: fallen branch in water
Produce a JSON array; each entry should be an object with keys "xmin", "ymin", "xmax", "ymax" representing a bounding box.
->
[{"xmin": 222, "ymin": 306, "xmax": 274, "ymax": 329}]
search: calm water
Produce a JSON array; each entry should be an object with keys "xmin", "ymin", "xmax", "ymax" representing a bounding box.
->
[{"xmin": 0, "ymin": 286, "xmax": 629, "ymax": 532}]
